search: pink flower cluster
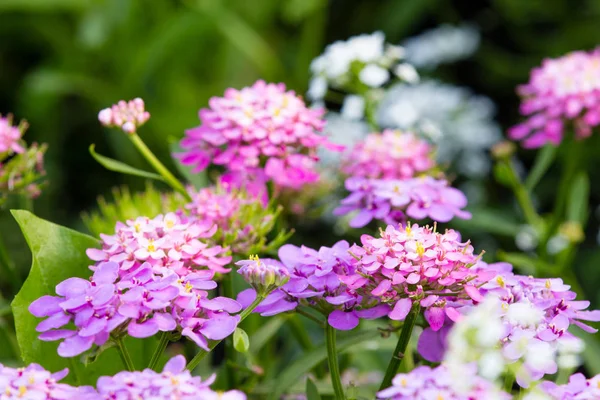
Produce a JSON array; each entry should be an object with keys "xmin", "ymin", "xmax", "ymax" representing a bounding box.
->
[
  {"xmin": 236, "ymin": 241, "xmax": 390, "ymax": 330},
  {"xmin": 377, "ymin": 365, "xmax": 511, "ymax": 399},
  {"xmin": 178, "ymin": 80, "xmax": 341, "ymax": 190},
  {"xmin": 0, "ymin": 363, "xmax": 81, "ymax": 399},
  {"xmin": 334, "ymin": 176, "xmax": 471, "ymax": 228},
  {"xmin": 342, "ymin": 130, "xmax": 435, "ymax": 180},
  {"xmin": 540, "ymin": 372, "xmax": 600, "ymax": 399},
  {"xmin": 0, "ymin": 115, "xmax": 24, "ymax": 155},
  {"xmin": 98, "ymin": 98, "xmax": 150, "ymax": 134},
  {"xmin": 29, "ymin": 213, "xmax": 240, "ymax": 357},
  {"xmin": 509, "ymin": 48, "xmax": 600, "ymax": 148},
  {"xmin": 80, "ymin": 355, "xmax": 246, "ymax": 400},
  {"xmin": 346, "ymin": 224, "xmax": 491, "ymax": 331}
]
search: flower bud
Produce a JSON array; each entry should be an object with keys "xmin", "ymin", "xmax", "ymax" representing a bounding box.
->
[
  {"xmin": 236, "ymin": 255, "xmax": 290, "ymax": 296},
  {"xmin": 98, "ymin": 98, "xmax": 151, "ymax": 134},
  {"xmin": 491, "ymin": 141, "xmax": 516, "ymax": 160}
]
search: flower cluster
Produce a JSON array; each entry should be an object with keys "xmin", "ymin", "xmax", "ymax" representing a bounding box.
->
[
  {"xmin": 236, "ymin": 241, "xmax": 390, "ymax": 330},
  {"xmin": 178, "ymin": 80, "xmax": 340, "ymax": 192},
  {"xmin": 342, "ymin": 130, "xmax": 435, "ymax": 180},
  {"xmin": 334, "ymin": 176, "xmax": 471, "ymax": 228},
  {"xmin": 539, "ymin": 372, "xmax": 600, "ymax": 399},
  {"xmin": 0, "ymin": 114, "xmax": 24, "ymax": 155},
  {"xmin": 80, "ymin": 355, "xmax": 246, "ymax": 400},
  {"xmin": 29, "ymin": 213, "xmax": 241, "ymax": 357},
  {"xmin": 0, "ymin": 115, "xmax": 47, "ymax": 205},
  {"xmin": 0, "ymin": 363, "xmax": 81, "ymax": 399},
  {"xmin": 98, "ymin": 98, "xmax": 150, "ymax": 134},
  {"xmin": 509, "ymin": 48, "xmax": 600, "ymax": 148},
  {"xmin": 308, "ymin": 32, "xmax": 418, "ymax": 103},
  {"xmin": 377, "ymin": 365, "xmax": 510, "ymax": 400},
  {"xmin": 346, "ymin": 224, "xmax": 490, "ymax": 331},
  {"xmin": 185, "ymin": 186, "xmax": 286, "ymax": 255},
  {"xmin": 440, "ymin": 263, "xmax": 600, "ymax": 389}
]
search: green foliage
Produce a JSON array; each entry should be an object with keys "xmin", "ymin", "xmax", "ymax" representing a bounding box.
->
[
  {"xmin": 89, "ymin": 144, "xmax": 165, "ymax": 182},
  {"xmin": 305, "ymin": 377, "xmax": 321, "ymax": 400},
  {"xmin": 82, "ymin": 182, "xmax": 187, "ymax": 236}
]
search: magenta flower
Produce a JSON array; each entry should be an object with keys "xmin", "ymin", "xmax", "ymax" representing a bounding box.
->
[
  {"xmin": 334, "ymin": 176, "xmax": 471, "ymax": 228},
  {"xmin": 342, "ymin": 129, "xmax": 435, "ymax": 180},
  {"xmin": 98, "ymin": 98, "xmax": 150, "ymax": 134},
  {"xmin": 0, "ymin": 363, "xmax": 82, "ymax": 399},
  {"xmin": 0, "ymin": 114, "xmax": 24, "ymax": 155},
  {"xmin": 346, "ymin": 224, "xmax": 491, "ymax": 331},
  {"xmin": 509, "ymin": 48, "xmax": 600, "ymax": 148},
  {"xmin": 177, "ymin": 80, "xmax": 342, "ymax": 191},
  {"xmin": 80, "ymin": 355, "xmax": 246, "ymax": 399},
  {"xmin": 377, "ymin": 364, "xmax": 511, "ymax": 399},
  {"xmin": 86, "ymin": 212, "xmax": 231, "ymax": 274},
  {"xmin": 236, "ymin": 241, "xmax": 389, "ymax": 330}
]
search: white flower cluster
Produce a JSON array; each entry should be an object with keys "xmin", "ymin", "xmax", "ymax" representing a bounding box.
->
[
  {"xmin": 307, "ymin": 31, "xmax": 418, "ymax": 103},
  {"xmin": 377, "ymin": 80, "xmax": 501, "ymax": 177},
  {"xmin": 403, "ymin": 24, "xmax": 480, "ymax": 69}
]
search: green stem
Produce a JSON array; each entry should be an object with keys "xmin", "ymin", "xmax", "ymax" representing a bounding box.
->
[
  {"xmin": 186, "ymin": 293, "xmax": 266, "ymax": 371},
  {"xmin": 295, "ymin": 307, "xmax": 325, "ymax": 327},
  {"xmin": 503, "ymin": 371, "xmax": 515, "ymax": 393},
  {"xmin": 0, "ymin": 234, "xmax": 21, "ymax": 290},
  {"xmin": 128, "ymin": 132, "xmax": 191, "ymax": 201},
  {"xmin": 115, "ymin": 337, "xmax": 135, "ymax": 371},
  {"xmin": 506, "ymin": 159, "xmax": 541, "ymax": 228},
  {"xmin": 325, "ymin": 323, "xmax": 345, "ymax": 400},
  {"xmin": 379, "ymin": 304, "xmax": 421, "ymax": 391},
  {"xmin": 148, "ymin": 332, "xmax": 170, "ymax": 371},
  {"xmin": 220, "ymin": 274, "xmax": 236, "ymax": 388}
]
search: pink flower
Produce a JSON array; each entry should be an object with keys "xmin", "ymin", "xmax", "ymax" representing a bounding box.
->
[
  {"xmin": 342, "ymin": 129, "xmax": 435, "ymax": 180},
  {"xmin": 98, "ymin": 98, "xmax": 150, "ymax": 134},
  {"xmin": 177, "ymin": 80, "xmax": 341, "ymax": 191},
  {"xmin": 0, "ymin": 115, "xmax": 24, "ymax": 155},
  {"xmin": 509, "ymin": 48, "xmax": 600, "ymax": 148}
]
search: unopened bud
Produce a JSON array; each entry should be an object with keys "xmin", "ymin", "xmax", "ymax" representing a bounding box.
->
[
  {"xmin": 559, "ymin": 221, "xmax": 585, "ymax": 243},
  {"xmin": 491, "ymin": 141, "xmax": 516, "ymax": 160},
  {"xmin": 236, "ymin": 255, "xmax": 290, "ymax": 296},
  {"xmin": 98, "ymin": 98, "xmax": 151, "ymax": 134}
]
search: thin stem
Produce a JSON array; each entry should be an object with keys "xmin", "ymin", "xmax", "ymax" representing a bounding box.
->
[
  {"xmin": 325, "ymin": 323, "xmax": 345, "ymax": 400},
  {"xmin": 148, "ymin": 332, "xmax": 170, "ymax": 371},
  {"xmin": 507, "ymin": 159, "xmax": 541, "ymax": 228},
  {"xmin": 128, "ymin": 132, "xmax": 191, "ymax": 201},
  {"xmin": 186, "ymin": 293, "xmax": 266, "ymax": 371},
  {"xmin": 296, "ymin": 307, "xmax": 326, "ymax": 327},
  {"xmin": 503, "ymin": 371, "xmax": 515, "ymax": 393},
  {"xmin": 115, "ymin": 337, "xmax": 135, "ymax": 371},
  {"xmin": 0, "ymin": 234, "xmax": 21, "ymax": 290},
  {"xmin": 379, "ymin": 304, "xmax": 421, "ymax": 391}
]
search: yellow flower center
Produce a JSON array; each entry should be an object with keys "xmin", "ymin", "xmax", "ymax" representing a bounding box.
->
[
  {"xmin": 28, "ymin": 375, "xmax": 35, "ymax": 384},
  {"xmin": 134, "ymin": 223, "xmax": 141, "ymax": 233},
  {"xmin": 185, "ymin": 282, "xmax": 193, "ymax": 293},
  {"xmin": 416, "ymin": 242, "xmax": 425, "ymax": 257},
  {"xmin": 18, "ymin": 386, "xmax": 27, "ymax": 397},
  {"xmin": 400, "ymin": 378, "xmax": 407, "ymax": 387},
  {"xmin": 496, "ymin": 276, "xmax": 505, "ymax": 288},
  {"xmin": 147, "ymin": 239, "xmax": 156, "ymax": 253},
  {"xmin": 405, "ymin": 225, "xmax": 412, "ymax": 236},
  {"xmin": 545, "ymin": 279, "xmax": 551, "ymax": 289},
  {"xmin": 165, "ymin": 220, "xmax": 174, "ymax": 229},
  {"xmin": 249, "ymin": 254, "xmax": 260, "ymax": 262}
]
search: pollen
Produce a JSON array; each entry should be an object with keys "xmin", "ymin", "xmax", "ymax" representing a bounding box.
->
[
  {"xmin": 545, "ymin": 279, "xmax": 552, "ymax": 289},
  {"xmin": 250, "ymin": 254, "xmax": 260, "ymax": 262},
  {"xmin": 416, "ymin": 242, "xmax": 425, "ymax": 257},
  {"xmin": 147, "ymin": 239, "xmax": 156, "ymax": 253},
  {"xmin": 18, "ymin": 386, "xmax": 27, "ymax": 397},
  {"xmin": 165, "ymin": 220, "xmax": 174, "ymax": 229},
  {"xmin": 496, "ymin": 276, "xmax": 505, "ymax": 288},
  {"xmin": 185, "ymin": 282, "xmax": 193, "ymax": 293}
]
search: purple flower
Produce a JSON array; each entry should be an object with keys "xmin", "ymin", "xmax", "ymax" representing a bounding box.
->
[{"xmin": 0, "ymin": 362, "xmax": 82, "ymax": 399}]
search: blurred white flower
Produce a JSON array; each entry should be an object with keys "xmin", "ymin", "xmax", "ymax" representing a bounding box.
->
[
  {"xmin": 403, "ymin": 24, "xmax": 480, "ymax": 69},
  {"xmin": 377, "ymin": 80, "xmax": 501, "ymax": 177},
  {"xmin": 319, "ymin": 112, "xmax": 370, "ymax": 166},
  {"xmin": 393, "ymin": 63, "xmax": 419, "ymax": 83},
  {"xmin": 505, "ymin": 302, "xmax": 543, "ymax": 328},
  {"xmin": 515, "ymin": 225, "xmax": 539, "ymax": 251},
  {"xmin": 341, "ymin": 95, "xmax": 365, "ymax": 120},
  {"xmin": 307, "ymin": 76, "xmax": 328, "ymax": 101},
  {"xmin": 359, "ymin": 64, "xmax": 389, "ymax": 87}
]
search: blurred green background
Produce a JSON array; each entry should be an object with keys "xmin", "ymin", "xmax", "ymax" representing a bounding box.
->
[{"xmin": 2, "ymin": 0, "xmax": 600, "ymax": 302}]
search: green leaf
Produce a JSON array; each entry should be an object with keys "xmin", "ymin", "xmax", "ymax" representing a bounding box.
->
[
  {"xmin": 451, "ymin": 207, "xmax": 521, "ymax": 237},
  {"xmin": 249, "ymin": 316, "xmax": 286, "ymax": 354},
  {"xmin": 305, "ymin": 377, "xmax": 321, "ymax": 400},
  {"xmin": 525, "ymin": 144, "xmax": 558, "ymax": 191},
  {"xmin": 89, "ymin": 144, "xmax": 165, "ymax": 182},
  {"xmin": 566, "ymin": 171, "xmax": 589, "ymax": 224},
  {"xmin": 267, "ymin": 329, "xmax": 376, "ymax": 400},
  {"xmin": 9, "ymin": 210, "xmax": 152, "ymax": 384},
  {"xmin": 169, "ymin": 140, "xmax": 208, "ymax": 189},
  {"xmin": 233, "ymin": 327, "xmax": 250, "ymax": 353}
]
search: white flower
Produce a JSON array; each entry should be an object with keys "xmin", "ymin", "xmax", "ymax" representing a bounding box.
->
[
  {"xmin": 516, "ymin": 225, "xmax": 539, "ymax": 251},
  {"xmin": 341, "ymin": 95, "xmax": 365, "ymax": 120},
  {"xmin": 403, "ymin": 24, "xmax": 480, "ymax": 69},
  {"xmin": 348, "ymin": 31, "xmax": 385, "ymax": 63},
  {"xmin": 556, "ymin": 336, "xmax": 584, "ymax": 369},
  {"xmin": 376, "ymin": 80, "xmax": 501, "ymax": 178},
  {"xmin": 505, "ymin": 302, "xmax": 543, "ymax": 328},
  {"xmin": 394, "ymin": 63, "xmax": 419, "ymax": 84},
  {"xmin": 307, "ymin": 76, "xmax": 328, "ymax": 101},
  {"xmin": 359, "ymin": 64, "xmax": 390, "ymax": 87}
]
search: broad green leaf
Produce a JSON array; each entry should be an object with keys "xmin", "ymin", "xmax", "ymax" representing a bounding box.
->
[
  {"xmin": 497, "ymin": 251, "xmax": 554, "ymax": 275},
  {"xmin": 10, "ymin": 210, "xmax": 154, "ymax": 384},
  {"xmin": 89, "ymin": 144, "xmax": 165, "ymax": 182},
  {"xmin": 169, "ymin": 140, "xmax": 208, "ymax": 189},
  {"xmin": 233, "ymin": 327, "xmax": 250, "ymax": 353},
  {"xmin": 566, "ymin": 171, "xmax": 589, "ymax": 224},
  {"xmin": 267, "ymin": 329, "xmax": 376, "ymax": 400},
  {"xmin": 305, "ymin": 377, "xmax": 321, "ymax": 400},
  {"xmin": 525, "ymin": 144, "xmax": 558, "ymax": 191}
]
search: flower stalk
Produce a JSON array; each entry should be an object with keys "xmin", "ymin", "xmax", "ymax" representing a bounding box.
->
[
  {"xmin": 148, "ymin": 331, "xmax": 171, "ymax": 371},
  {"xmin": 115, "ymin": 336, "xmax": 135, "ymax": 372},
  {"xmin": 325, "ymin": 323, "xmax": 346, "ymax": 400},
  {"xmin": 379, "ymin": 303, "xmax": 421, "ymax": 391}
]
